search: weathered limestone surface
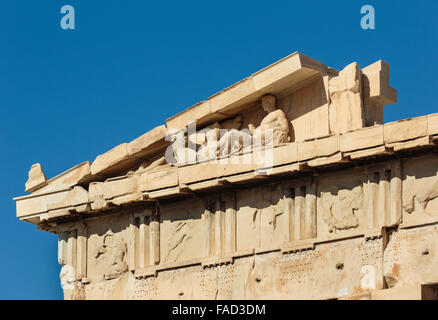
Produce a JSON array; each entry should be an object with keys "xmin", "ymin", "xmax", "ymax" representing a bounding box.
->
[
  {"xmin": 25, "ymin": 163, "xmax": 47, "ymax": 193},
  {"xmin": 14, "ymin": 52, "xmax": 438, "ymax": 300}
]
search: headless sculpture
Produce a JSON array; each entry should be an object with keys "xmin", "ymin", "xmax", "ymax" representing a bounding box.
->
[{"xmin": 140, "ymin": 94, "xmax": 290, "ymax": 170}]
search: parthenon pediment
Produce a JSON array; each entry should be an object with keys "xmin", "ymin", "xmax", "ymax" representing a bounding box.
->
[
  {"xmin": 16, "ymin": 52, "xmax": 398, "ymax": 205},
  {"xmin": 14, "ymin": 52, "xmax": 438, "ymax": 300}
]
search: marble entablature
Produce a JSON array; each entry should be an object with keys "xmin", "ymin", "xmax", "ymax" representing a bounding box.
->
[{"xmin": 14, "ymin": 52, "xmax": 438, "ymax": 300}]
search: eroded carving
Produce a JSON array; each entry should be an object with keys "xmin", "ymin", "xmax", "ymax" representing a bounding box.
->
[
  {"xmin": 60, "ymin": 264, "xmax": 76, "ymax": 290},
  {"xmin": 249, "ymin": 95, "xmax": 289, "ymax": 147},
  {"xmin": 60, "ymin": 264, "xmax": 85, "ymax": 300},
  {"xmin": 165, "ymin": 221, "xmax": 192, "ymax": 262},
  {"xmin": 165, "ymin": 95, "xmax": 289, "ymax": 165},
  {"xmin": 320, "ymin": 185, "xmax": 363, "ymax": 232},
  {"xmin": 195, "ymin": 122, "xmax": 221, "ymax": 162},
  {"xmin": 218, "ymin": 115, "xmax": 252, "ymax": 157},
  {"xmin": 18, "ymin": 52, "xmax": 438, "ymax": 300},
  {"xmin": 94, "ymin": 230, "xmax": 128, "ymax": 279},
  {"xmin": 259, "ymin": 185, "xmax": 284, "ymax": 232},
  {"xmin": 403, "ymin": 177, "xmax": 438, "ymax": 215},
  {"xmin": 167, "ymin": 128, "xmax": 197, "ymax": 165}
]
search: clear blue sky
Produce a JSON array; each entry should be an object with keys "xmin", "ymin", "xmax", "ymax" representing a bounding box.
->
[{"xmin": 1, "ymin": 0, "xmax": 437, "ymax": 299}]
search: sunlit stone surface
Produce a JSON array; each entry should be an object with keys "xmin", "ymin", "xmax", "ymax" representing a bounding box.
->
[{"xmin": 14, "ymin": 52, "xmax": 438, "ymax": 300}]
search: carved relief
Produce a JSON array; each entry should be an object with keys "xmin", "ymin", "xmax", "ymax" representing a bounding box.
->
[
  {"xmin": 194, "ymin": 122, "xmax": 221, "ymax": 162},
  {"xmin": 19, "ymin": 51, "xmax": 438, "ymax": 300},
  {"xmin": 320, "ymin": 185, "xmax": 363, "ymax": 233},
  {"xmin": 236, "ymin": 184, "xmax": 290, "ymax": 251},
  {"xmin": 218, "ymin": 117, "xmax": 252, "ymax": 157},
  {"xmin": 161, "ymin": 200, "xmax": 204, "ymax": 263},
  {"xmin": 167, "ymin": 128, "xmax": 197, "ymax": 165},
  {"xmin": 55, "ymin": 153, "xmax": 437, "ymax": 299},
  {"xmin": 165, "ymin": 221, "xmax": 192, "ymax": 262},
  {"xmin": 400, "ymin": 155, "xmax": 438, "ymax": 229},
  {"xmin": 403, "ymin": 176, "xmax": 438, "ymax": 216},
  {"xmin": 258, "ymin": 184, "xmax": 287, "ymax": 248},
  {"xmin": 60, "ymin": 264, "xmax": 86, "ymax": 300},
  {"xmin": 164, "ymin": 94, "xmax": 290, "ymax": 166},
  {"xmin": 60, "ymin": 264, "xmax": 76, "ymax": 290},
  {"xmin": 249, "ymin": 95, "xmax": 289, "ymax": 147},
  {"xmin": 93, "ymin": 230, "xmax": 128, "ymax": 279},
  {"xmin": 317, "ymin": 162, "xmax": 402, "ymax": 235}
]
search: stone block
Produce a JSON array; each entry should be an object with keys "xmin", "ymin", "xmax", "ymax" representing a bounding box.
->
[
  {"xmin": 328, "ymin": 62, "xmax": 364, "ymax": 134},
  {"xmin": 428, "ymin": 113, "xmax": 438, "ymax": 135},
  {"xmin": 209, "ymin": 78, "xmax": 256, "ymax": 114},
  {"xmin": 384, "ymin": 116, "xmax": 428, "ymax": 144},
  {"xmin": 103, "ymin": 175, "xmax": 138, "ymax": 200},
  {"xmin": 15, "ymin": 189, "xmax": 71, "ymax": 218},
  {"xmin": 362, "ymin": 60, "xmax": 397, "ymax": 106},
  {"xmin": 217, "ymin": 153, "xmax": 256, "ymax": 177},
  {"xmin": 371, "ymin": 285, "xmax": 423, "ymax": 300},
  {"xmin": 89, "ymin": 182, "xmax": 106, "ymax": 210},
  {"xmin": 392, "ymin": 136, "xmax": 432, "ymax": 152},
  {"xmin": 179, "ymin": 161, "xmax": 217, "ymax": 184},
  {"xmin": 298, "ymin": 134, "xmax": 340, "ymax": 161},
  {"xmin": 47, "ymin": 186, "xmax": 89, "ymax": 211},
  {"xmin": 308, "ymin": 152, "xmax": 347, "ymax": 167},
  {"xmin": 127, "ymin": 125, "xmax": 167, "ymax": 157},
  {"xmin": 271, "ymin": 143, "xmax": 298, "ymax": 166},
  {"xmin": 166, "ymin": 101, "xmax": 211, "ymax": 130},
  {"xmin": 90, "ymin": 143, "xmax": 130, "ymax": 175},
  {"xmin": 252, "ymin": 52, "xmax": 325, "ymax": 92},
  {"xmin": 14, "ymin": 52, "xmax": 438, "ymax": 301},
  {"xmin": 340, "ymin": 125, "xmax": 383, "ymax": 152},
  {"xmin": 346, "ymin": 146, "xmax": 391, "ymax": 160},
  {"xmin": 25, "ymin": 163, "xmax": 47, "ymax": 193},
  {"xmin": 139, "ymin": 167, "xmax": 178, "ymax": 192},
  {"xmin": 34, "ymin": 162, "xmax": 91, "ymax": 195}
]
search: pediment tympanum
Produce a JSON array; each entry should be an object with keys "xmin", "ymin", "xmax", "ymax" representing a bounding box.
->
[
  {"xmin": 16, "ymin": 52, "xmax": 438, "ymax": 228},
  {"xmin": 15, "ymin": 52, "xmax": 400, "ymax": 223},
  {"xmin": 13, "ymin": 51, "xmax": 438, "ymax": 300}
]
